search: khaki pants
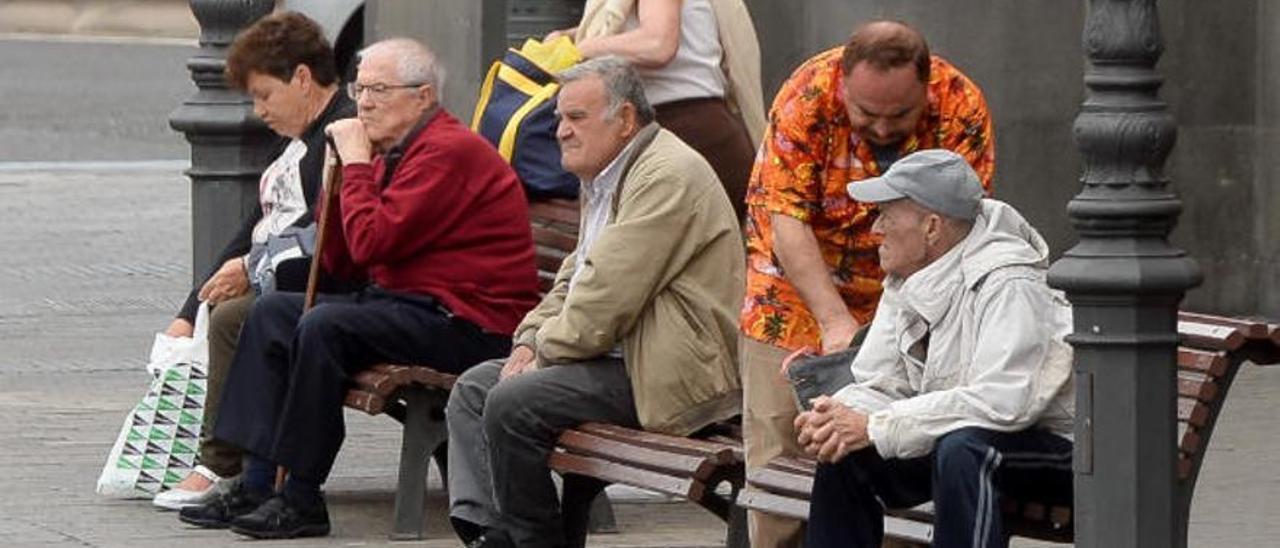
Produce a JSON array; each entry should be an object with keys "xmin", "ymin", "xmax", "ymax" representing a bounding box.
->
[
  {"xmin": 741, "ymin": 335, "xmax": 805, "ymax": 547},
  {"xmin": 743, "ymin": 336, "xmax": 919, "ymax": 548},
  {"xmin": 198, "ymin": 293, "xmax": 254, "ymax": 477}
]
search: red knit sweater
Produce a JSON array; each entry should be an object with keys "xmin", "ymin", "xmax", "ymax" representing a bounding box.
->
[{"xmin": 321, "ymin": 110, "xmax": 540, "ymax": 335}]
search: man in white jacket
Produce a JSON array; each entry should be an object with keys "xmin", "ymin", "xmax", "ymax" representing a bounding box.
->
[{"xmin": 794, "ymin": 149, "xmax": 1075, "ymax": 548}]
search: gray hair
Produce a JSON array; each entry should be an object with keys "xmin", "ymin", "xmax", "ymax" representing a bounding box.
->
[
  {"xmin": 358, "ymin": 38, "xmax": 447, "ymax": 101},
  {"xmin": 559, "ymin": 56, "xmax": 655, "ymax": 124}
]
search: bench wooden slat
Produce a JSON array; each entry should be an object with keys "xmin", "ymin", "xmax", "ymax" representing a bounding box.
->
[
  {"xmin": 1177, "ymin": 371, "xmax": 1218, "ymax": 403},
  {"xmin": 528, "ymin": 199, "xmax": 580, "ymax": 225},
  {"xmin": 1178, "ymin": 320, "xmax": 1246, "ymax": 351},
  {"xmin": 537, "ymin": 272, "xmax": 556, "ymax": 294},
  {"xmin": 575, "ymin": 423, "xmax": 738, "ymax": 465},
  {"xmin": 350, "ymin": 366, "xmax": 398, "ymax": 396},
  {"xmin": 1178, "ymin": 311, "xmax": 1271, "ymax": 340},
  {"xmin": 350, "ymin": 365, "xmax": 455, "ymax": 398},
  {"xmin": 766, "ymin": 456, "xmax": 817, "ymax": 476},
  {"xmin": 399, "ymin": 366, "xmax": 457, "ymax": 391},
  {"xmin": 556, "ymin": 429, "xmax": 715, "ymax": 480},
  {"xmin": 532, "ymin": 225, "xmax": 577, "ymax": 252},
  {"xmin": 1180, "ymin": 427, "xmax": 1204, "ymax": 455},
  {"xmin": 886, "ymin": 505, "xmax": 936, "ymax": 524},
  {"xmin": 345, "ymin": 390, "xmax": 385, "ymax": 415},
  {"xmin": 746, "ymin": 467, "xmax": 812, "ymax": 499},
  {"xmin": 548, "ymin": 451, "xmax": 704, "ymax": 501},
  {"xmin": 1177, "ymin": 397, "xmax": 1210, "ymax": 428},
  {"xmin": 706, "ymin": 435, "xmax": 747, "ymax": 462},
  {"xmin": 1177, "ymin": 347, "xmax": 1229, "ymax": 377},
  {"xmin": 1179, "ymin": 453, "xmax": 1194, "ymax": 480},
  {"xmin": 737, "ymin": 489, "xmax": 810, "ymax": 521},
  {"xmin": 883, "ymin": 515, "xmax": 935, "ymax": 544},
  {"xmin": 535, "ymin": 247, "xmax": 568, "ymax": 275}
]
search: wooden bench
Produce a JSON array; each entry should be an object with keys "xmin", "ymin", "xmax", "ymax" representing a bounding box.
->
[
  {"xmin": 549, "ymin": 420, "xmax": 749, "ymax": 548},
  {"xmin": 341, "ymin": 198, "xmax": 580, "ymax": 540},
  {"xmin": 737, "ymin": 312, "xmax": 1280, "ymax": 545}
]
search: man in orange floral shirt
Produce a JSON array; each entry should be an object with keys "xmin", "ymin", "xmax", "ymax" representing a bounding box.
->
[{"xmin": 740, "ymin": 20, "xmax": 994, "ymax": 546}]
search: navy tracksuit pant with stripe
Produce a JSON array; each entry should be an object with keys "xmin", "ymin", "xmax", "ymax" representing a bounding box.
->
[{"xmin": 807, "ymin": 427, "xmax": 1073, "ymax": 548}]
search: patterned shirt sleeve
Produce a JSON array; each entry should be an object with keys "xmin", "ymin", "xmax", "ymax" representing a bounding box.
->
[
  {"xmin": 938, "ymin": 70, "xmax": 996, "ymax": 191},
  {"xmin": 753, "ymin": 71, "xmax": 828, "ymax": 223}
]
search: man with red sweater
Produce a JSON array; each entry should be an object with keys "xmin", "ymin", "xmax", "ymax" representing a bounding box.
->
[{"xmin": 187, "ymin": 38, "xmax": 540, "ymax": 540}]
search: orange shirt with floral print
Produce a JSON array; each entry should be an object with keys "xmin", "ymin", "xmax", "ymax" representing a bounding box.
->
[{"xmin": 741, "ymin": 48, "xmax": 995, "ymax": 352}]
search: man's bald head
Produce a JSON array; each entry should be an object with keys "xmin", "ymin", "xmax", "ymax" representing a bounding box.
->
[{"xmin": 840, "ymin": 20, "xmax": 931, "ymax": 83}]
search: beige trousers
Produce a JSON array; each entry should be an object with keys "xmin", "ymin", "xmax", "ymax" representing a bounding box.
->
[
  {"xmin": 741, "ymin": 335, "xmax": 806, "ymax": 547},
  {"xmin": 198, "ymin": 293, "xmax": 254, "ymax": 477}
]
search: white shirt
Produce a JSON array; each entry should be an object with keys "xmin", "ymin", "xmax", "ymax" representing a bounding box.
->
[
  {"xmin": 568, "ymin": 136, "xmax": 643, "ymax": 358},
  {"xmin": 629, "ymin": 0, "xmax": 726, "ymax": 105}
]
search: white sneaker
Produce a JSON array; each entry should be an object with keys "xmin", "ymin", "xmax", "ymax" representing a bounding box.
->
[{"xmin": 152, "ymin": 466, "xmax": 237, "ymax": 511}]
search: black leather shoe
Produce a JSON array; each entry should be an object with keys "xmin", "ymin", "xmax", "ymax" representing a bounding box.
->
[
  {"xmin": 177, "ymin": 482, "xmax": 269, "ymax": 529},
  {"xmin": 465, "ymin": 528, "xmax": 516, "ymax": 548},
  {"xmin": 229, "ymin": 494, "xmax": 330, "ymax": 539}
]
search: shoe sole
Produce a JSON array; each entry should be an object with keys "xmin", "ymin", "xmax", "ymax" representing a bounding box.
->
[
  {"xmin": 177, "ymin": 513, "xmax": 232, "ymax": 529},
  {"xmin": 230, "ymin": 523, "xmax": 330, "ymax": 539},
  {"xmin": 154, "ymin": 488, "xmax": 219, "ymax": 511},
  {"xmin": 153, "ymin": 497, "xmax": 208, "ymax": 512}
]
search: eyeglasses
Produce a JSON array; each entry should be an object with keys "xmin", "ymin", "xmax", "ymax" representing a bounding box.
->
[{"xmin": 346, "ymin": 82, "xmax": 425, "ymax": 101}]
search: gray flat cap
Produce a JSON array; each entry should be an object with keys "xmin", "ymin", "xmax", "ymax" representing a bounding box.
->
[{"xmin": 846, "ymin": 149, "xmax": 984, "ymax": 220}]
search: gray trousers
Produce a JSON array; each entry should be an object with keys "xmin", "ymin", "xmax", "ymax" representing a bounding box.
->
[{"xmin": 447, "ymin": 358, "xmax": 639, "ymax": 548}]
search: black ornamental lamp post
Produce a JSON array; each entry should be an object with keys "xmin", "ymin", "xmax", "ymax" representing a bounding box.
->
[
  {"xmin": 169, "ymin": 0, "xmax": 276, "ymax": 285},
  {"xmin": 1047, "ymin": 1, "xmax": 1203, "ymax": 546}
]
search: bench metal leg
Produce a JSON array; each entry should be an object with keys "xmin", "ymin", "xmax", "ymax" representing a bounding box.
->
[
  {"xmin": 561, "ymin": 475, "xmax": 609, "ymax": 548},
  {"xmin": 587, "ymin": 490, "xmax": 618, "ymax": 534},
  {"xmin": 725, "ymin": 503, "xmax": 749, "ymax": 548},
  {"xmin": 432, "ymin": 441, "xmax": 449, "ymax": 495},
  {"xmin": 391, "ymin": 387, "xmax": 449, "ymax": 540}
]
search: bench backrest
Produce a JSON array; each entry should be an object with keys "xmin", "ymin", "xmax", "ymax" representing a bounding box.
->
[
  {"xmin": 528, "ymin": 198, "xmax": 580, "ymax": 294},
  {"xmin": 1173, "ymin": 313, "xmax": 1280, "ymax": 501}
]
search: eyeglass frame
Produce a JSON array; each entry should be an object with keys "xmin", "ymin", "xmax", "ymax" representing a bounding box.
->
[{"xmin": 346, "ymin": 81, "xmax": 428, "ymax": 101}]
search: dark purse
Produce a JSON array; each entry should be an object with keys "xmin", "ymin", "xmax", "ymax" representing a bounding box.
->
[{"xmin": 784, "ymin": 328, "xmax": 868, "ymax": 411}]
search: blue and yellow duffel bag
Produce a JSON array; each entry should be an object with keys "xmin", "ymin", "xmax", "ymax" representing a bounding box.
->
[{"xmin": 472, "ymin": 36, "xmax": 582, "ymax": 199}]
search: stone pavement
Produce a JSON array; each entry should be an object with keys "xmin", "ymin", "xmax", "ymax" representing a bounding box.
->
[{"xmin": 0, "ymin": 166, "xmax": 1278, "ymax": 547}]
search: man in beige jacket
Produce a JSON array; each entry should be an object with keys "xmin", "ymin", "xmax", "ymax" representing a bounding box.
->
[{"xmin": 445, "ymin": 56, "xmax": 744, "ymax": 548}]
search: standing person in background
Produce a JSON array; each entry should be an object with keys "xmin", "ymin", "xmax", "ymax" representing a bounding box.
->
[
  {"xmin": 739, "ymin": 20, "xmax": 995, "ymax": 547},
  {"xmin": 550, "ymin": 0, "xmax": 765, "ymax": 221},
  {"xmin": 152, "ymin": 10, "xmax": 355, "ymax": 512}
]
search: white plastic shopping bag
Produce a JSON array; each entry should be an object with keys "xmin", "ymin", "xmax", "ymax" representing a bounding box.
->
[{"xmin": 96, "ymin": 303, "xmax": 210, "ymax": 498}]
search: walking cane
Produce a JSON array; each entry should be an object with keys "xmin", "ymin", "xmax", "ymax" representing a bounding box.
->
[
  {"xmin": 276, "ymin": 135, "xmax": 344, "ymax": 491},
  {"xmin": 304, "ymin": 135, "xmax": 344, "ymax": 310}
]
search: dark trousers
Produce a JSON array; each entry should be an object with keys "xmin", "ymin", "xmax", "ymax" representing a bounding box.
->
[
  {"xmin": 213, "ymin": 287, "xmax": 510, "ymax": 484},
  {"xmin": 655, "ymin": 97, "xmax": 755, "ymax": 221},
  {"xmin": 447, "ymin": 358, "xmax": 640, "ymax": 548},
  {"xmin": 807, "ymin": 427, "xmax": 1073, "ymax": 548}
]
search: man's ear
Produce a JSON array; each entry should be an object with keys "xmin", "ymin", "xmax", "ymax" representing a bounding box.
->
[
  {"xmin": 618, "ymin": 102, "xmax": 640, "ymax": 135},
  {"xmin": 925, "ymin": 213, "xmax": 944, "ymax": 246},
  {"xmin": 418, "ymin": 83, "xmax": 439, "ymax": 110}
]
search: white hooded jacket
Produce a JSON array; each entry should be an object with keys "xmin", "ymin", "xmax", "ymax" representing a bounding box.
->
[{"xmin": 832, "ymin": 199, "xmax": 1075, "ymax": 459}]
